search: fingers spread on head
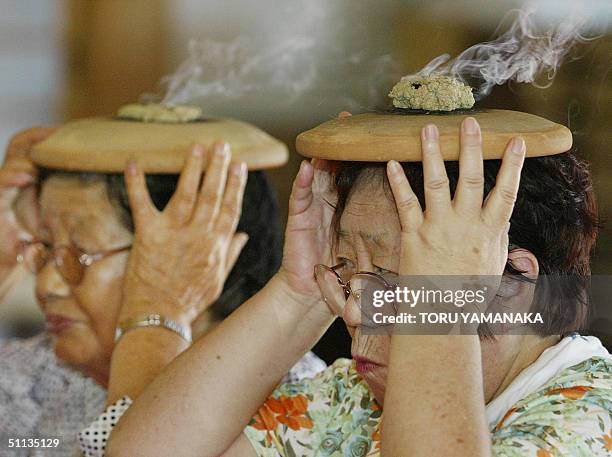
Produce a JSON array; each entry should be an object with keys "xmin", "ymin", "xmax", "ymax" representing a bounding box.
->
[
  {"xmin": 288, "ymin": 160, "xmax": 314, "ymax": 217},
  {"xmin": 166, "ymin": 144, "xmax": 204, "ymax": 224},
  {"xmin": 386, "ymin": 160, "xmax": 423, "ymax": 232},
  {"xmin": 421, "ymin": 124, "xmax": 451, "ymax": 219},
  {"xmin": 483, "ymin": 137, "xmax": 526, "ymax": 229},
  {"xmin": 214, "ymin": 161, "xmax": 247, "ymax": 236},
  {"xmin": 124, "ymin": 160, "xmax": 156, "ymax": 228},
  {"xmin": 195, "ymin": 142, "xmax": 231, "ymax": 224},
  {"xmin": 454, "ymin": 117, "xmax": 484, "ymax": 216}
]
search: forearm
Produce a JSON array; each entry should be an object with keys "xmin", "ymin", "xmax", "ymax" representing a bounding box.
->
[
  {"xmin": 107, "ymin": 274, "xmax": 334, "ymax": 457},
  {"xmin": 106, "ymin": 327, "xmax": 189, "ymax": 405},
  {"xmin": 382, "ymin": 335, "xmax": 491, "ymax": 457}
]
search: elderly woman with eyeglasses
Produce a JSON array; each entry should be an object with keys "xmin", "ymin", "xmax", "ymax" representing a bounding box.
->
[
  {"xmin": 0, "ymin": 129, "xmax": 325, "ymax": 456},
  {"xmin": 92, "ymin": 118, "xmax": 609, "ymax": 457}
]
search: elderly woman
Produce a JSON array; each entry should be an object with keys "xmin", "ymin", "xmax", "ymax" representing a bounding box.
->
[
  {"xmin": 91, "ymin": 118, "xmax": 609, "ymax": 456},
  {"xmin": 0, "ymin": 130, "xmax": 323, "ymax": 456}
]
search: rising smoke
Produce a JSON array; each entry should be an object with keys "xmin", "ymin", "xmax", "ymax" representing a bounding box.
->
[
  {"xmin": 157, "ymin": 37, "xmax": 317, "ymax": 107},
  {"xmin": 415, "ymin": 4, "xmax": 600, "ymax": 100},
  {"xmin": 146, "ymin": 38, "xmax": 395, "ymax": 115},
  {"xmin": 141, "ymin": 1, "xmax": 397, "ymax": 116}
]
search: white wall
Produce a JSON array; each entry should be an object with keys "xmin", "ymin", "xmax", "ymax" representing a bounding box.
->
[{"xmin": 0, "ymin": 0, "xmax": 65, "ymax": 161}]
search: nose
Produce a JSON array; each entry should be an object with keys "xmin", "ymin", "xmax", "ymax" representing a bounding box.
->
[
  {"xmin": 342, "ymin": 292, "xmax": 362, "ymax": 331},
  {"xmin": 36, "ymin": 261, "xmax": 71, "ymax": 308}
]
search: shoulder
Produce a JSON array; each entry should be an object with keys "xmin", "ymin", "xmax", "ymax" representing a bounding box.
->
[
  {"xmin": 0, "ymin": 334, "xmax": 53, "ymax": 396},
  {"xmin": 0, "ymin": 334, "xmax": 55, "ymax": 434},
  {"xmin": 0, "ymin": 333, "xmax": 107, "ymax": 436},
  {"xmin": 492, "ymin": 356, "xmax": 612, "ymax": 456}
]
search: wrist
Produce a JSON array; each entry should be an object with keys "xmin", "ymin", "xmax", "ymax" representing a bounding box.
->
[
  {"xmin": 119, "ymin": 296, "xmax": 193, "ymax": 330},
  {"xmin": 270, "ymin": 270, "xmax": 335, "ymax": 320},
  {"xmin": 115, "ymin": 314, "xmax": 192, "ymax": 344}
]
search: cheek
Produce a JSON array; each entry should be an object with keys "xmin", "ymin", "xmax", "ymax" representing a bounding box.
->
[{"xmin": 73, "ymin": 255, "xmax": 127, "ymax": 347}]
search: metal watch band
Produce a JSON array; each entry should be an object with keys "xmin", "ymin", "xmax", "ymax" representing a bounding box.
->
[{"xmin": 115, "ymin": 314, "xmax": 192, "ymax": 343}]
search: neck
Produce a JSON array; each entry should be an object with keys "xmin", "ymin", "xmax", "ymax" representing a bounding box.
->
[{"xmin": 490, "ymin": 334, "xmax": 560, "ymax": 402}]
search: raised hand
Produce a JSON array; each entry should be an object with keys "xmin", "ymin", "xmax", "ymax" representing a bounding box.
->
[
  {"xmin": 120, "ymin": 143, "xmax": 248, "ymax": 326},
  {"xmin": 278, "ymin": 158, "xmax": 337, "ymax": 307},
  {"xmin": 386, "ymin": 117, "xmax": 525, "ymax": 277},
  {"xmin": 0, "ymin": 127, "xmax": 54, "ymax": 269}
]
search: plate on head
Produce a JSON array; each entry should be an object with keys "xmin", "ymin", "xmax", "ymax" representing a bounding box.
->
[
  {"xmin": 32, "ymin": 116, "xmax": 288, "ymax": 173},
  {"xmin": 296, "ymin": 109, "xmax": 572, "ymax": 162}
]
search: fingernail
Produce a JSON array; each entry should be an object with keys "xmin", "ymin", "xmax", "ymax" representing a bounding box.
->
[
  {"xmin": 424, "ymin": 124, "xmax": 438, "ymax": 141},
  {"xmin": 127, "ymin": 160, "xmax": 138, "ymax": 176},
  {"xmin": 512, "ymin": 137, "xmax": 525, "ymax": 154},
  {"xmin": 231, "ymin": 162, "xmax": 246, "ymax": 176},
  {"xmin": 15, "ymin": 172, "xmax": 34, "ymax": 183},
  {"xmin": 214, "ymin": 142, "xmax": 228, "ymax": 156},
  {"xmin": 192, "ymin": 144, "xmax": 204, "ymax": 157},
  {"xmin": 463, "ymin": 117, "xmax": 479, "ymax": 134},
  {"xmin": 387, "ymin": 160, "xmax": 402, "ymax": 175}
]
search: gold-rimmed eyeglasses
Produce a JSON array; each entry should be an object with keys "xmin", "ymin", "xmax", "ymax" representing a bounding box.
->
[
  {"xmin": 17, "ymin": 240, "xmax": 131, "ymax": 286},
  {"xmin": 313, "ymin": 262, "xmax": 399, "ymax": 327}
]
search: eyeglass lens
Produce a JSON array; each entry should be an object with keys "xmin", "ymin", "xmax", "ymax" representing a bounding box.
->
[
  {"xmin": 21, "ymin": 243, "xmax": 85, "ymax": 285},
  {"xmin": 315, "ymin": 264, "xmax": 398, "ymax": 327}
]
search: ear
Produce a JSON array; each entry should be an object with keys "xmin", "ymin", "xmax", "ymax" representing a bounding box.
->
[{"xmin": 507, "ymin": 248, "xmax": 539, "ymax": 277}]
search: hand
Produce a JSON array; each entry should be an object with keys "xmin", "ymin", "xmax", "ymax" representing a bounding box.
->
[
  {"xmin": 387, "ymin": 117, "xmax": 526, "ymax": 277},
  {"xmin": 120, "ymin": 143, "xmax": 249, "ymax": 326},
  {"xmin": 275, "ymin": 111, "xmax": 351, "ymax": 309},
  {"xmin": 0, "ymin": 127, "xmax": 54, "ymax": 268},
  {"xmin": 277, "ymin": 158, "xmax": 337, "ymax": 309}
]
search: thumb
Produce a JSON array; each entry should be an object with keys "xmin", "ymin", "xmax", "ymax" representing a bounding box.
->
[{"xmin": 288, "ymin": 160, "xmax": 314, "ymax": 217}]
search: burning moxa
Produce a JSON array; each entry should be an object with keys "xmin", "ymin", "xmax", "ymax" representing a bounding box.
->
[
  {"xmin": 117, "ymin": 103, "xmax": 203, "ymax": 123},
  {"xmin": 388, "ymin": 75, "xmax": 475, "ymax": 112}
]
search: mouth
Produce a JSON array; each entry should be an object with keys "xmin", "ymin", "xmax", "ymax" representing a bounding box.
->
[
  {"xmin": 352, "ymin": 355, "xmax": 382, "ymax": 375},
  {"xmin": 45, "ymin": 314, "xmax": 76, "ymax": 335}
]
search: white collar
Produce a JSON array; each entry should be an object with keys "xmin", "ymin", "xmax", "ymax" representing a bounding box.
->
[{"xmin": 485, "ymin": 334, "xmax": 611, "ymax": 429}]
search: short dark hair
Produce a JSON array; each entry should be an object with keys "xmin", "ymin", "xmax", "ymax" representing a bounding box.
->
[
  {"xmin": 40, "ymin": 169, "xmax": 283, "ymax": 319},
  {"xmin": 332, "ymin": 152, "xmax": 600, "ymax": 335}
]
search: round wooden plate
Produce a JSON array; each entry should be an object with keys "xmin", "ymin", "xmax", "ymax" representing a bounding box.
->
[
  {"xmin": 32, "ymin": 117, "xmax": 289, "ymax": 172},
  {"xmin": 296, "ymin": 109, "xmax": 572, "ymax": 161}
]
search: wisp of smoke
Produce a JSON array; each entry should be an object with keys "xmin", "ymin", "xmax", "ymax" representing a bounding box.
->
[
  {"xmin": 417, "ymin": 6, "xmax": 596, "ymax": 100},
  {"xmin": 143, "ymin": 35, "xmax": 395, "ymax": 115},
  {"xmin": 155, "ymin": 37, "xmax": 316, "ymax": 107}
]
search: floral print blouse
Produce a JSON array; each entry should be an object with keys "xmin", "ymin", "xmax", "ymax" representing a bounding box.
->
[{"xmin": 244, "ymin": 356, "xmax": 612, "ymax": 456}]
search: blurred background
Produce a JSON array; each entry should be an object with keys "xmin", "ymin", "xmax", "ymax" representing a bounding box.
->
[{"xmin": 0, "ymin": 0, "xmax": 610, "ymax": 358}]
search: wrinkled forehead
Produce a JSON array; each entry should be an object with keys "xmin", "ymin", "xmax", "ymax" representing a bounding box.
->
[
  {"xmin": 36, "ymin": 175, "xmax": 124, "ymax": 237},
  {"xmin": 338, "ymin": 169, "xmax": 401, "ymax": 248}
]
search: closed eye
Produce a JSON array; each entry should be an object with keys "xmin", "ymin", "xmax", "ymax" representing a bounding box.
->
[{"xmin": 335, "ymin": 257, "xmax": 356, "ymax": 282}]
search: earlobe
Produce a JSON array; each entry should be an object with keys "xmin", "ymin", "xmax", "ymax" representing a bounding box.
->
[{"xmin": 507, "ymin": 248, "xmax": 539, "ymax": 277}]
